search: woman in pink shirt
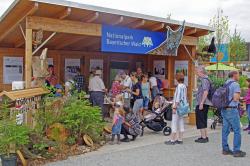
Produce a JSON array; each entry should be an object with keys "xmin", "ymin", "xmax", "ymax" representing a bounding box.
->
[{"xmin": 243, "ymin": 78, "xmax": 250, "ymax": 133}]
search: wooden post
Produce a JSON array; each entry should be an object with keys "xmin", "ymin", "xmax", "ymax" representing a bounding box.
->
[{"xmin": 25, "ymin": 28, "xmax": 32, "ymax": 89}]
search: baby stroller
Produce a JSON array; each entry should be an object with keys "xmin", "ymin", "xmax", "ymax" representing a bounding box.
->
[
  {"xmin": 210, "ymin": 107, "xmax": 223, "ymax": 130},
  {"xmin": 141, "ymin": 95, "xmax": 172, "ymax": 136},
  {"xmin": 210, "ymin": 100, "xmax": 245, "ymax": 130}
]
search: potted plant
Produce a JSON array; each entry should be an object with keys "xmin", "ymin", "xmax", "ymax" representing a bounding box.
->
[{"xmin": 0, "ymin": 120, "xmax": 30, "ymax": 166}]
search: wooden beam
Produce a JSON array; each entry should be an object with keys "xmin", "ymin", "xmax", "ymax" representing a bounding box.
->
[
  {"xmin": 151, "ymin": 23, "xmax": 165, "ymax": 31},
  {"xmin": 0, "ymin": 2, "xmax": 38, "ymax": 42},
  {"xmin": 15, "ymin": 9, "xmax": 71, "ymax": 48},
  {"xmin": 32, "ymin": 32, "xmax": 56, "ymax": 56},
  {"xmin": 184, "ymin": 28, "xmax": 197, "ymax": 36},
  {"xmin": 26, "ymin": 16, "xmax": 101, "ymax": 37},
  {"xmin": 55, "ymin": 7, "xmax": 71, "ymax": 19},
  {"xmin": 181, "ymin": 36, "xmax": 198, "ymax": 46},
  {"xmin": 130, "ymin": 19, "xmax": 145, "ymax": 28},
  {"xmin": 193, "ymin": 30, "xmax": 209, "ymax": 37},
  {"xmin": 150, "ymin": 23, "xmax": 165, "ymax": 31},
  {"xmin": 82, "ymin": 12, "xmax": 99, "ymax": 23},
  {"xmin": 168, "ymin": 24, "xmax": 179, "ymax": 31},
  {"xmin": 112, "ymin": 16, "xmax": 124, "ymax": 25},
  {"xmin": 25, "ymin": 28, "xmax": 33, "ymax": 88},
  {"xmin": 55, "ymin": 36, "xmax": 87, "ymax": 49},
  {"xmin": 74, "ymin": 38, "xmax": 100, "ymax": 50},
  {"xmin": 15, "ymin": 38, "xmax": 25, "ymax": 48}
]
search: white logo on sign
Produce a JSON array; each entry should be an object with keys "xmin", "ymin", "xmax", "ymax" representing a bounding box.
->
[{"xmin": 142, "ymin": 37, "xmax": 153, "ymax": 47}]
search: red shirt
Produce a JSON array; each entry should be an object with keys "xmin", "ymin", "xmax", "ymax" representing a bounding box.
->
[
  {"xmin": 111, "ymin": 81, "xmax": 121, "ymax": 97},
  {"xmin": 46, "ymin": 75, "xmax": 57, "ymax": 86}
]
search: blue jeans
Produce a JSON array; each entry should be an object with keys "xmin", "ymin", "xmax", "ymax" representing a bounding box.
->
[
  {"xmin": 143, "ymin": 97, "xmax": 150, "ymax": 110},
  {"xmin": 91, "ymin": 91, "xmax": 104, "ymax": 117},
  {"xmin": 151, "ymin": 86, "xmax": 159, "ymax": 100},
  {"xmin": 221, "ymin": 109, "xmax": 241, "ymax": 153},
  {"xmin": 133, "ymin": 99, "xmax": 143, "ymax": 121}
]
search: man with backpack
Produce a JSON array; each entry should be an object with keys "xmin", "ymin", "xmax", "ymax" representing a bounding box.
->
[
  {"xmin": 219, "ymin": 71, "xmax": 246, "ymax": 157},
  {"xmin": 194, "ymin": 66, "xmax": 212, "ymax": 143}
]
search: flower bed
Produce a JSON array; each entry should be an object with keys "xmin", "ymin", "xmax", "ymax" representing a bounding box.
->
[{"xmin": 0, "ymin": 91, "xmax": 106, "ymax": 166}]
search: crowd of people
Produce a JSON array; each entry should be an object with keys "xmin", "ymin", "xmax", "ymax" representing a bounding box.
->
[{"xmin": 44, "ymin": 64, "xmax": 249, "ymax": 158}]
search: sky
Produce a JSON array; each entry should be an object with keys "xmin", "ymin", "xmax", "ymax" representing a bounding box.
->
[{"xmin": 1, "ymin": 0, "xmax": 250, "ymax": 41}]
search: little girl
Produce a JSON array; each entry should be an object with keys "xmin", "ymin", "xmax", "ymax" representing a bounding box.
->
[
  {"xmin": 110, "ymin": 108, "xmax": 125, "ymax": 145},
  {"xmin": 243, "ymin": 78, "xmax": 250, "ymax": 134}
]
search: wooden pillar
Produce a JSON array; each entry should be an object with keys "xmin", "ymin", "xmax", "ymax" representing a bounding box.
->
[{"xmin": 25, "ymin": 28, "xmax": 33, "ymax": 88}]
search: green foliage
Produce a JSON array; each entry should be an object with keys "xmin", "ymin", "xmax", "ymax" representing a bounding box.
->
[
  {"xmin": 33, "ymin": 142, "xmax": 49, "ymax": 152},
  {"xmin": 239, "ymin": 75, "xmax": 248, "ymax": 89},
  {"xmin": 62, "ymin": 92, "xmax": 105, "ymax": 142},
  {"xmin": 229, "ymin": 28, "xmax": 248, "ymax": 63},
  {"xmin": 209, "ymin": 9, "xmax": 230, "ymax": 47},
  {"xmin": 0, "ymin": 120, "xmax": 30, "ymax": 156},
  {"xmin": 34, "ymin": 97, "xmax": 63, "ymax": 135},
  {"xmin": 66, "ymin": 136, "xmax": 76, "ymax": 145},
  {"xmin": 0, "ymin": 98, "xmax": 11, "ymax": 120},
  {"xmin": 43, "ymin": 84, "xmax": 56, "ymax": 97},
  {"xmin": 209, "ymin": 75, "xmax": 226, "ymax": 88},
  {"xmin": 197, "ymin": 35, "xmax": 211, "ymax": 53}
]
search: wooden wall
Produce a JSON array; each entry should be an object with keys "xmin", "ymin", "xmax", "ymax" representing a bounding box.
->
[{"xmin": 0, "ymin": 46, "xmax": 196, "ymax": 101}]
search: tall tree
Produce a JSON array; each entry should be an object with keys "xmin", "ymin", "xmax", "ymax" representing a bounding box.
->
[
  {"xmin": 228, "ymin": 27, "xmax": 248, "ymax": 66},
  {"xmin": 209, "ymin": 8, "xmax": 230, "ymax": 74}
]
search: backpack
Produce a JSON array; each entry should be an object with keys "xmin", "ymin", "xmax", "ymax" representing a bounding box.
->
[
  {"xmin": 156, "ymin": 78, "xmax": 163, "ymax": 90},
  {"xmin": 203, "ymin": 78, "xmax": 216, "ymax": 101},
  {"xmin": 211, "ymin": 81, "xmax": 236, "ymax": 109}
]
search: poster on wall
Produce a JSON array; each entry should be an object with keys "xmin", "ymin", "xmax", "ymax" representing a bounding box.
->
[
  {"xmin": 153, "ymin": 60, "xmax": 165, "ymax": 79},
  {"xmin": 48, "ymin": 58, "xmax": 53, "ymax": 66},
  {"xmin": 65, "ymin": 58, "xmax": 80, "ymax": 81},
  {"xmin": 174, "ymin": 60, "xmax": 189, "ymax": 86},
  {"xmin": 89, "ymin": 59, "xmax": 103, "ymax": 72},
  {"xmin": 3, "ymin": 57, "xmax": 23, "ymax": 84}
]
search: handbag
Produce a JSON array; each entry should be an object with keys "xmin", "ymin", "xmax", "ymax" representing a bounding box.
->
[
  {"xmin": 175, "ymin": 85, "xmax": 190, "ymax": 117},
  {"xmin": 177, "ymin": 100, "xmax": 190, "ymax": 117}
]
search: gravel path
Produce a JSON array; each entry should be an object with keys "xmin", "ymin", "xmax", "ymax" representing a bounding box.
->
[{"xmin": 48, "ymin": 131, "xmax": 250, "ymax": 166}]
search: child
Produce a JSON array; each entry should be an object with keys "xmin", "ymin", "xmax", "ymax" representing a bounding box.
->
[
  {"xmin": 243, "ymin": 78, "xmax": 250, "ymax": 133},
  {"xmin": 110, "ymin": 108, "xmax": 125, "ymax": 145},
  {"xmin": 111, "ymin": 76, "xmax": 122, "ymax": 98},
  {"xmin": 55, "ymin": 84, "xmax": 63, "ymax": 97}
]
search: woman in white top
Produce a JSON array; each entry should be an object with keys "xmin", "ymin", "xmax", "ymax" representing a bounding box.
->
[{"xmin": 165, "ymin": 73, "xmax": 187, "ymax": 145}]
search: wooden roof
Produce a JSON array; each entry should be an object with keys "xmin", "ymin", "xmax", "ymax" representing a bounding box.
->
[
  {"xmin": 0, "ymin": 0, "xmax": 214, "ymax": 52},
  {"xmin": 0, "ymin": 87, "xmax": 49, "ymax": 101}
]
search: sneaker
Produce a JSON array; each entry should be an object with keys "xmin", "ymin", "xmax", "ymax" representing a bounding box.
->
[
  {"xmin": 194, "ymin": 137, "xmax": 202, "ymax": 142},
  {"xmin": 195, "ymin": 137, "xmax": 208, "ymax": 142},
  {"xmin": 233, "ymin": 151, "xmax": 246, "ymax": 158},
  {"xmin": 165, "ymin": 140, "xmax": 176, "ymax": 145},
  {"xmin": 222, "ymin": 150, "xmax": 233, "ymax": 155},
  {"xmin": 109, "ymin": 141, "xmax": 115, "ymax": 145},
  {"xmin": 117, "ymin": 141, "xmax": 121, "ymax": 145},
  {"xmin": 195, "ymin": 138, "xmax": 208, "ymax": 143},
  {"xmin": 120, "ymin": 138, "xmax": 130, "ymax": 142},
  {"xmin": 131, "ymin": 135, "xmax": 137, "ymax": 141},
  {"xmin": 176, "ymin": 140, "xmax": 183, "ymax": 144}
]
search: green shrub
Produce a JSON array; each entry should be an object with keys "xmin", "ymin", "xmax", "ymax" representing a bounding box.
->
[
  {"xmin": 62, "ymin": 92, "xmax": 105, "ymax": 142},
  {"xmin": 239, "ymin": 75, "xmax": 248, "ymax": 89},
  {"xmin": 0, "ymin": 120, "xmax": 30, "ymax": 157},
  {"xmin": 209, "ymin": 75, "xmax": 227, "ymax": 88}
]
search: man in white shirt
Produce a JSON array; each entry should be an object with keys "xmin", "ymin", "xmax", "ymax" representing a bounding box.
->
[
  {"xmin": 148, "ymin": 72, "xmax": 159, "ymax": 100},
  {"xmin": 89, "ymin": 70, "xmax": 106, "ymax": 118},
  {"xmin": 120, "ymin": 71, "xmax": 132, "ymax": 108}
]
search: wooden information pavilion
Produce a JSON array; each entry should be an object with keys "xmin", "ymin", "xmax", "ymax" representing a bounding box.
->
[{"xmin": 0, "ymin": 0, "xmax": 213, "ymax": 102}]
